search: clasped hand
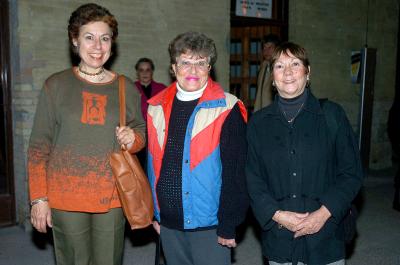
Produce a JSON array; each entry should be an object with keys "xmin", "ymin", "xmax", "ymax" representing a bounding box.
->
[
  {"xmin": 274, "ymin": 206, "xmax": 331, "ymax": 238},
  {"xmin": 115, "ymin": 126, "xmax": 135, "ymax": 150}
]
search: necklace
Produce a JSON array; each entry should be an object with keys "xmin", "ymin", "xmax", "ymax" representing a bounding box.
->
[
  {"xmin": 78, "ymin": 65, "xmax": 105, "ymax": 76},
  {"xmin": 77, "ymin": 65, "xmax": 106, "ymax": 81},
  {"xmin": 281, "ymin": 102, "xmax": 304, "ymax": 123}
]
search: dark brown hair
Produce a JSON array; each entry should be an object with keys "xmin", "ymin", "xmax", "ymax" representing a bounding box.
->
[
  {"xmin": 68, "ymin": 3, "xmax": 118, "ymax": 52},
  {"xmin": 270, "ymin": 42, "xmax": 311, "ymax": 88},
  {"xmin": 270, "ymin": 42, "xmax": 310, "ymax": 72},
  {"xmin": 135, "ymin": 58, "xmax": 155, "ymax": 71},
  {"xmin": 262, "ymin": 34, "xmax": 281, "ymax": 46},
  {"xmin": 168, "ymin": 31, "xmax": 217, "ymax": 66}
]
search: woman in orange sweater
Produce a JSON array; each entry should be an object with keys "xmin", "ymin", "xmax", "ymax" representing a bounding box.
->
[{"xmin": 28, "ymin": 4, "xmax": 145, "ymax": 265}]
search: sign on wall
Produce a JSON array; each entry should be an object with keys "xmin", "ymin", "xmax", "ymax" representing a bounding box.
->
[{"xmin": 235, "ymin": 0, "xmax": 272, "ymax": 19}]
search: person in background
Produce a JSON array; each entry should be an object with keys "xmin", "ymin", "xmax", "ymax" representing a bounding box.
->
[
  {"xmin": 134, "ymin": 58, "xmax": 166, "ymax": 168},
  {"xmin": 147, "ymin": 31, "xmax": 249, "ymax": 265},
  {"xmin": 388, "ymin": 101, "xmax": 400, "ymax": 211},
  {"xmin": 28, "ymin": 4, "xmax": 145, "ymax": 265},
  {"xmin": 135, "ymin": 57, "xmax": 166, "ymax": 120},
  {"xmin": 253, "ymin": 34, "xmax": 281, "ymax": 112},
  {"xmin": 246, "ymin": 42, "xmax": 363, "ymax": 264}
]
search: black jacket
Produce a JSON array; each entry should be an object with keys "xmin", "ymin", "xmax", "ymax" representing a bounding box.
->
[{"xmin": 246, "ymin": 90, "xmax": 363, "ymax": 264}]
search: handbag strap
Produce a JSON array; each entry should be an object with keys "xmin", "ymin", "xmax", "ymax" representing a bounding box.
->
[{"xmin": 118, "ymin": 75, "xmax": 126, "ymax": 127}]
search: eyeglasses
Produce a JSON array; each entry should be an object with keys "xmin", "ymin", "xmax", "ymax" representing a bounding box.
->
[{"xmin": 176, "ymin": 60, "xmax": 210, "ymax": 72}]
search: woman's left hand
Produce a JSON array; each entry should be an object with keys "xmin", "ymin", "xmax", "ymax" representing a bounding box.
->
[
  {"xmin": 293, "ymin": 205, "xmax": 332, "ymax": 238},
  {"xmin": 115, "ymin": 126, "xmax": 135, "ymax": 150},
  {"xmin": 152, "ymin": 221, "xmax": 160, "ymax": 235},
  {"xmin": 218, "ymin": 236, "xmax": 237, "ymax": 248}
]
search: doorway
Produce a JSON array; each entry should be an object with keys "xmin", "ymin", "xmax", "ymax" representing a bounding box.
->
[
  {"xmin": 0, "ymin": 0, "xmax": 16, "ymax": 226},
  {"xmin": 230, "ymin": 0, "xmax": 288, "ymax": 112}
]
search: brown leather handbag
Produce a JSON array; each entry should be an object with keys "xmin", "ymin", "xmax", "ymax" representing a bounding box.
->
[{"xmin": 110, "ymin": 75, "xmax": 154, "ymax": 229}]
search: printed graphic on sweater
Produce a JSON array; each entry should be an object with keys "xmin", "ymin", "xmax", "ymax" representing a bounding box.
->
[{"xmin": 81, "ymin": 91, "xmax": 107, "ymax": 125}]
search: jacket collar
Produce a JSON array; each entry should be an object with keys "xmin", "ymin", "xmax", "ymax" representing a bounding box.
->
[
  {"xmin": 148, "ymin": 78, "xmax": 226, "ymax": 108},
  {"xmin": 262, "ymin": 88, "xmax": 323, "ymax": 118},
  {"xmin": 301, "ymin": 89, "xmax": 324, "ymax": 115}
]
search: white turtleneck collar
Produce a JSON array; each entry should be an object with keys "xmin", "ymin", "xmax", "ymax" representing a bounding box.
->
[{"xmin": 176, "ymin": 82, "xmax": 207, "ymax": 101}]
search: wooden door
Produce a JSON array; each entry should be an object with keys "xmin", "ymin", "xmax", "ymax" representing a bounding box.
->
[
  {"xmin": 0, "ymin": 0, "xmax": 16, "ymax": 226},
  {"xmin": 230, "ymin": 0, "xmax": 288, "ymax": 112}
]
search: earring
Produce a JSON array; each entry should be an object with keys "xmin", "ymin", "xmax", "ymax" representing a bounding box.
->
[
  {"xmin": 272, "ymin": 80, "xmax": 276, "ymax": 87},
  {"xmin": 307, "ymin": 75, "xmax": 310, "ymax": 81}
]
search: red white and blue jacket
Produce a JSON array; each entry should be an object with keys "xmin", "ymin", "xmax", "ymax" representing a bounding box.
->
[{"xmin": 147, "ymin": 79, "xmax": 247, "ymax": 229}]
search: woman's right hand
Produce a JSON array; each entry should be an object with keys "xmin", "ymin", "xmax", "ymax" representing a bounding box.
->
[
  {"xmin": 273, "ymin": 210, "xmax": 309, "ymax": 232},
  {"xmin": 115, "ymin": 126, "xmax": 136, "ymax": 150},
  {"xmin": 31, "ymin": 202, "xmax": 52, "ymax": 233},
  {"xmin": 152, "ymin": 221, "xmax": 160, "ymax": 235}
]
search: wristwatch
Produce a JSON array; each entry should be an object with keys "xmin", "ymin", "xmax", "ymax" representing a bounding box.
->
[{"xmin": 30, "ymin": 197, "xmax": 48, "ymax": 206}]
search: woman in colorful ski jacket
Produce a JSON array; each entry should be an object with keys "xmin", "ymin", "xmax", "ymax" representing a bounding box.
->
[{"xmin": 147, "ymin": 31, "xmax": 249, "ymax": 265}]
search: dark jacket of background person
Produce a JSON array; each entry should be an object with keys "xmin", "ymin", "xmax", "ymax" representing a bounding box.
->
[
  {"xmin": 388, "ymin": 102, "xmax": 400, "ymax": 158},
  {"xmin": 387, "ymin": 101, "xmax": 400, "ymax": 210},
  {"xmin": 246, "ymin": 90, "xmax": 363, "ymax": 264},
  {"xmin": 135, "ymin": 80, "xmax": 166, "ymax": 121}
]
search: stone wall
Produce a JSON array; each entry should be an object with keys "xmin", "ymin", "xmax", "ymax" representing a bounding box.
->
[
  {"xmin": 289, "ymin": 0, "xmax": 399, "ymax": 169},
  {"xmin": 8, "ymin": 0, "xmax": 400, "ymax": 228},
  {"xmin": 10, "ymin": 0, "xmax": 230, "ymax": 226}
]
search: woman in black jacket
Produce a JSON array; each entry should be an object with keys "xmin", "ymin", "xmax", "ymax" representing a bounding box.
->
[{"xmin": 246, "ymin": 42, "xmax": 363, "ymax": 265}]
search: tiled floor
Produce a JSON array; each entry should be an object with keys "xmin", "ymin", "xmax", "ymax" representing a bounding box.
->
[{"xmin": 1, "ymin": 169, "xmax": 400, "ymax": 265}]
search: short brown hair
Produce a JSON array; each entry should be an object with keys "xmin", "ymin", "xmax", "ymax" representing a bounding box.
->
[
  {"xmin": 68, "ymin": 3, "xmax": 118, "ymax": 52},
  {"xmin": 168, "ymin": 31, "xmax": 217, "ymax": 66},
  {"xmin": 135, "ymin": 58, "xmax": 155, "ymax": 71},
  {"xmin": 270, "ymin": 42, "xmax": 310, "ymax": 72},
  {"xmin": 261, "ymin": 34, "xmax": 281, "ymax": 46},
  {"xmin": 270, "ymin": 42, "xmax": 311, "ymax": 88}
]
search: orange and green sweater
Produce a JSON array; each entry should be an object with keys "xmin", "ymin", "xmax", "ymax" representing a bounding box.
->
[{"xmin": 28, "ymin": 69, "xmax": 146, "ymax": 213}]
